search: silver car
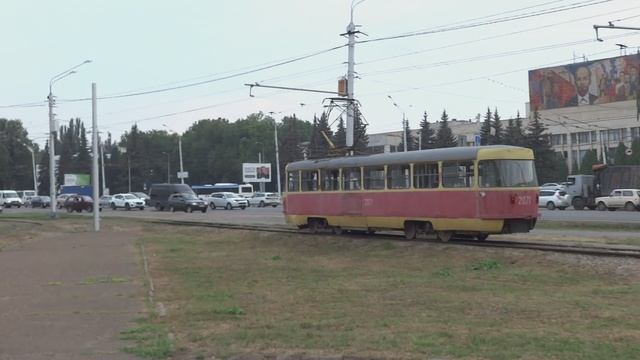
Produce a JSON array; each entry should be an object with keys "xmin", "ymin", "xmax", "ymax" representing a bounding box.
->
[{"xmin": 206, "ymin": 192, "xmax": 249, "ymax": 210}]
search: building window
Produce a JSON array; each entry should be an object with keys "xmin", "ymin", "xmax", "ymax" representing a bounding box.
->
[
  {"xmin": 342, "ymin": 167, "xmax": 361, "ymax": 191},
  {"xmin": 321, "ymin": 169, "xmax": 340, "ymax": 191},
  {"xmin": 578, "ymin": 131, "xmax": 590, "ymax": 144},
  {"xmin": 301, "ymin": 170, "xmax": 318, "ymax": 191},
  {"xmin": 414, "ymin": 163, "xmax": 439, "ymax": 189},
  {"xmin": 287, "ymin": 171, "xmax": 299, "ymax": 192},
  {"xmin": 631, "ymin": 127, "xmax": 640, "ymax": 140},
  {"xmin": 387, "ymin": 164, "xmax": 410, "ymax": 189},
  {"xmin": 363, "ymin": 166, "xmax": 385, "ymax": 190},
  {"xmin": 442, "ymin": 161, "xmax": 474, "ymax": 188}
]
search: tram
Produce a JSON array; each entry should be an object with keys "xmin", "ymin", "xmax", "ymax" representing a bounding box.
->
[{"xmin": 283, "ymin": 145, "xmax": 538, "ymax": 240}]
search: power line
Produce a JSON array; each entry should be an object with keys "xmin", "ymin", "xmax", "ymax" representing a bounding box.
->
[{"xmin": 358, "ymin": 0, "xmax": 611, "ymax": 44}]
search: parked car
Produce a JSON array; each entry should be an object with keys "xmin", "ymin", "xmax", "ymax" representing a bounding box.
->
[
  {"xmin": 167, "ymin": 193, "xmax": 207, "ymax": 213},
  {"xmin": 56, "ymin": 193, "xmax": 76, "ymax": 208},
  {"xmin": 595, "ymin": 189, "xmax": 640, "ymax": 211},
  {"xmin": 110, "ymin": 193, "xmax": 145, "ymax": 210},
  {"xmin": 63, "ymin": 195, "xmax": 96, "ymax": 213},
  {"xmin": 538, "ymin": 189, "xmax": 570, "ymax": 210},
  {"xmin": 132, "ymin": 192, "xmax": 150, "ymax": 201},
  {"xmin": 30, "ymin": 196, "xmax": 51, "ymax": 208},
  {"xmin": 206, "ymin": 192, "xmax": 249, "ymax": 210},
  {"xmin": 17, "ymin": 190, "xmax": 36, "ymax": 206},
  {"xmin": 248, "ymin": 192, "xmax": 281, "ymax": 207},
  {"xmin": 99, "ymin": 195, "xmax": 113, "ymax": 207},
  {"xmin": 0, "ymin": 190, "xmax": 24, "ymax": 208},
  {"xmin": 148, "ymin": 183, "xmax": 196, "ymax": 211}
]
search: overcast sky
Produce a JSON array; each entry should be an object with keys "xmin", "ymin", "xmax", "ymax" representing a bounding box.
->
[{"xmin": 1, "ymin": 0, "xmax": 639, "ymax": 145}]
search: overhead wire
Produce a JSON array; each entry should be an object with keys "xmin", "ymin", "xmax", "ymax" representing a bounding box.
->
[{"xmin": 357, "ymin": 0, "xmax": 611, "ymax": 44}]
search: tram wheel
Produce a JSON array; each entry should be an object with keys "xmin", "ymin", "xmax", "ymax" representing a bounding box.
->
[
  {"xmin": 404, "ymin": 222, "xmax": 417, "ymax": 239},
  {"xmin": 476, "ymin": 233, "xmax": 489, "ymax": 241},
  {"xmin": 437, "ymin": 231, "xmax": 453, "ymax": 242}
]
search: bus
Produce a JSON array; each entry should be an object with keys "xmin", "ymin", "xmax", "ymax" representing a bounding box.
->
[
  {"xmin": 284, "ymin": 145, "xmax": 538, "ymax": 241},
  {"xmin": 191, "ymin": 183, "xmax": 254, "ymax": 199}
]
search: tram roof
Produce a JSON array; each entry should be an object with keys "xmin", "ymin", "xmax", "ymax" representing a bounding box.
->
[{"xmin": 286, "ymin": 145, "xmax": 528, "ymax": 171}]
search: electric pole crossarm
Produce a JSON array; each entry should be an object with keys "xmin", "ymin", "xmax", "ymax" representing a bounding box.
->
[{"xmin": 245, "ymin": 83, "xmax": 341, "ymax": 97}]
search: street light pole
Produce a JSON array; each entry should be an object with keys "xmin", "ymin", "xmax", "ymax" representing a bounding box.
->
[
  {"xmin": 163, "ymin": 152, "xmax": 170, "ymax": 183},
  {"xmin": 47, "ymin": 60, "xmax": 91, "ymax": 219},
  {"xmin": 178, "ymin": 135, "xmax": 184, "ymax": 184},
  {"xmin": 387, "ymin": 95, "xmax": 412, "ymax": 152},
  {"xmin": 268, "ymin": 112, "xmax": 282, "ymax": 196}
]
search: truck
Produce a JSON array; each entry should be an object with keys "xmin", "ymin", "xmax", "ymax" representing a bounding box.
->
[
  {"xmin": 564, "ymin": 165, "xmax": 640, "ymax": 210},
  {"xmin": 59, "ymin": 185, "xmax": 93, "ymax": 197}
]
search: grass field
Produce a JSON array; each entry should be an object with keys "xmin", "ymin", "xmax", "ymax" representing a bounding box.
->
[{"xmin": 134, "ymin": 224, "xmax": 640, "ymax": 360}]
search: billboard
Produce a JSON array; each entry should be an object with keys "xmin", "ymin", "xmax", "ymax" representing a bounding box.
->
[
  {"xmin": 242, "ymin": 163, "xmax": 271, "ymax": 183},
  {"xmin": 529, "ymin": 54, "xmax": 640, "ymax": 110},
  {"xmin": 64, "ymin": 174, "xmax": 90, "ymax": 186}
]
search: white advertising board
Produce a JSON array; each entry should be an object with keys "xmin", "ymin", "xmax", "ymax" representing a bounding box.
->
[{"xmin": 243, "ymin": 163, "xmax": 271, "ymax": 183}]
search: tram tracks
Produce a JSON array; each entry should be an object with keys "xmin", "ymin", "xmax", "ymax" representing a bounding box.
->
[{"xmin": 150, "ymin": 219, "xmax": 640, "ymax": 259}]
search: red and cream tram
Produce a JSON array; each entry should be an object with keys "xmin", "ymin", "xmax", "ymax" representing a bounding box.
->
[{"xmin": 283, "ymin": 145, "xmax": 538, "ymax": 240}]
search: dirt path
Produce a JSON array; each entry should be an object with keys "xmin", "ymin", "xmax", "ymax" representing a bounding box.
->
[{"xmin": 0, "ymin": 228, "xmax": 143, "ymax": 360}]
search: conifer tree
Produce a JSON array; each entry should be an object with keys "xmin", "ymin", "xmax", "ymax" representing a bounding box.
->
[
  {"xmin": 526, "ymin": 109, "xmax": 565, "ymax": 183},
  {"xmin": 353, "ymin": 107, "xmax": 369, "ymax": 154},
  {"xmin": 418, "ymin": 111, "xmax": 436, "ymax": 150},
  {"xmin": 480, "ymin": 107, "xmax": 492, "ymax": 145},
  {"xmin": 579, "ymin": 149, "xmax": 599, "ymax": 174},
  {"xmin": 492, "ymin": 107, "xmax": 504, "ymax": 144},
  {"xmin": 435, "ymin": 110, "xmax": 457, "ymax": 148},
  {"xmin": 398, "ymin": 119, "xmax": 417, "ymax": 151},
  {"xmin": 333, "ymin": 116, "xmax": 346, "ymax": 148},
  {"xmin": 612, "ymin": 142, "xmax": 628, "ymax": 165}
]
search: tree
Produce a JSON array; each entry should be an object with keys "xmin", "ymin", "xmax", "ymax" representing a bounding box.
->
[
  {"xmin": 435, "ymin": 110, "xmax": 457, "ymax": 148},
  {"xmin": 578, "ymin": 149, "xmax": 599, "ymax": 174},
  {"xmin": 309, "ymin": 112, "xmax": 333, "ymax": 159},
  {"xmin": 398, "ymin": 119, "xmax": 417, "ymax": 151},
  {"xmin": 492, "ymin": 107, "xmax": 504, "ymax": 144},
  {"xmin": 630, "ymin": 138, "xmax": 640, "ymax": 165},
  {"xmin": 37, "ymin": 142, "xmax": 51, "ymax": 195},
  {"xmin": 333, "ymin": 116, "xmax": 346, "ymax": 149},
  {"xmin": 612, "ymin": 142, "xmax": 628, "ymax": 165},
  {"xmin": 480, "ymin": 107, "xmax": 492, "ymax": 145},
  {"xmin": 418, "ymin": 111, "xmax": 436, "ymax": 150},
  {"xmin": 505, "ymin": 111, "xmax": 526, "ymax": 146},
  {"xmin": 526, "ymin": 109, "xmax": 565, "ymax": 183},
  {"xmin": 353, "ymin": 107, "xmax": 369, "ymax": 154}
]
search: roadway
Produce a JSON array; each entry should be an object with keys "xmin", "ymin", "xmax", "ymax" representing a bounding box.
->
[{"xmin": 5, "ymin": 205, "xmax": 640, "ymax": 224}]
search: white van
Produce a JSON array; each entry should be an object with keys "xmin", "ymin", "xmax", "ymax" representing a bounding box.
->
[
  {"xmin": 17, "ymin": 190, "xmax": 36, "ymax": 206},
  {"xmin": 0, "ymin": 190, "xmax": 24, "ymax": 208}
]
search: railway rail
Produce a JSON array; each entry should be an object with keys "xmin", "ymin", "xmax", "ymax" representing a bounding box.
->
[{"xmin": 151, "ymin": 219, "xmax": 640, "ymax": 259}]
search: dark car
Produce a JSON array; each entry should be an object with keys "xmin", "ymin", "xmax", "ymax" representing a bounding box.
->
[
  {"xmin": 167, "ymin": 193, "xmax": 207, "ymax": 213},
  {"xmin": 148, "ymin": 183, "xmax": 195, "ymax": 211},
  {"xmin": 30, "ymin": 196, "xmax": 51, "ymax": 208},
  {"xmin": 63, "ymin": 195, "xmax": 96, "ymax": 213}
]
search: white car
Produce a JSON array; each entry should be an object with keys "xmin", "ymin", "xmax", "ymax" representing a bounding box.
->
[
  {"xmin": 206, "ymin": 192, "xmax": 249, "ymax": 210},
  {"xmin": 99, "ymin": 195, "xmax": 113, "ymax": 207},
  {"xmin": 538, "ymin": 189, "xmax": 570, "ymax": 210},
  {"xmin": 595, "ymin": 189, "xmax": 640, "ymax": 211},
  {"xmin": 248, "ymin": 192, "xmax": 281, "ymax": 208},
  {"xmin": 109, "ymin": 193, "xmax": 145, "ymax": 210}
]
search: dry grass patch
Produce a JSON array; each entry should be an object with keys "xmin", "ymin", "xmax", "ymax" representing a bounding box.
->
[{"xmin": 139, "ymin": 225, "xmax": 640, "ymax": 360}]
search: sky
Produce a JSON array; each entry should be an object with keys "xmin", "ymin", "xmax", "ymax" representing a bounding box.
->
[{"xmin": 1, "ymin": 0, "xmax": 639, "ymax": 146}]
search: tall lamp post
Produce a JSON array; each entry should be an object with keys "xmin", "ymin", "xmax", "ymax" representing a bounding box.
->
[
  {"xmin": 163, "ymin": 125, "xmax": 184, "ymax": 184},
  {"xmin": 19, "ymin": 141, "xmax": 38, "ymax": 196},
  {"xmin": 387, "ymin": 95, "xmax": 412, "ymax": 152},
  {"xmin": 162, "ymin": 152, "xmax": 171, "ymax": 183},
  {"xmin": 268, "ymin": 112, "xmax": 282, "ymax": 196},
  {"xmin": 48, "ymin": 60, "xmax": 91, "ymax": 218}
]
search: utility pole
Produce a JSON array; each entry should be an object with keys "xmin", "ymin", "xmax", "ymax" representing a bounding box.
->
[
  {"xmin": 345, "ymin": 4, "xmax": 357, "ymax": 149},
  {"xmin": 274, "ymin": 120, "xmax": 281, "ymax": 196},
  {"xmin": 403, "ymin": 115, "xmax": 408, "ymax": 152},
  {"xmin": 48, "ymin": 87, "xmax": 57, "ymax": 218},
  {"xmin": 178, "ymin": 135, "xmax": 184, "ymax": 184},
  {"xmin": 91, "ymin": 83, "xmax": 100, "ymax": 231}
]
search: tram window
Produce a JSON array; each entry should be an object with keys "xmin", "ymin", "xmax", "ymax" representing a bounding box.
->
[
  {"xmin": 363, "ymin": 166, "xmax": 385, "ymax": 190},
  {"xmin": 442, "ymin": 161, "xmax": 474, "ymax": 188},
  {"xmin": 342, "ymin": 167, "xmax": 362, "ymax": 191},
  {"xmin": 387, "ymin": 164, "xmax": 410, "ymax": 189},
  {"xmin": 287, "ymin": 171, "xmax": 299, "ymax": 192},
  {"xmin": 301, "ymin": 170, "xmax": 319, "ymax": 191},
  {"xmin": 414, "ymin": 163, "xmax": 439, "ymax": 189},
  {"xmin": 321, "ymin": 169, "xmax": 340, "ymax": 191},
  {"xmin": 478, "ymin": 160, "xmax": 537, "ymax": 187}
]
